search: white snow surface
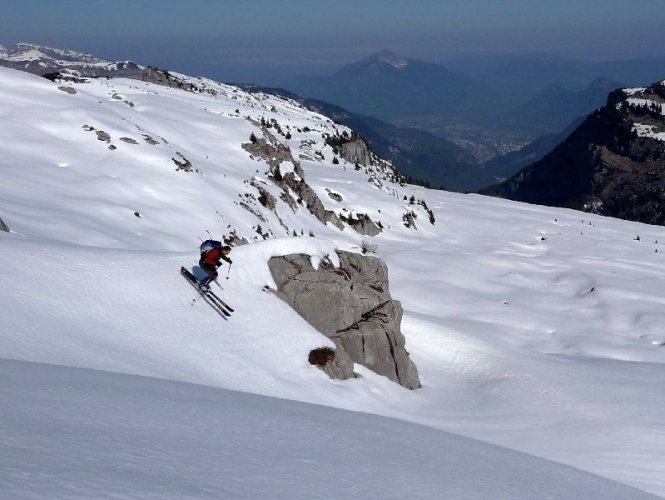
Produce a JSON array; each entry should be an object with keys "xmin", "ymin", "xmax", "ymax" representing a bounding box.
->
[
  {"xmin": 633, "ymin": 122, "xmax": 665, "ymax": 141},
  {"xmin": 1, "ymin": 66, "xmax": 665, "ymax": 498},
  {"xmin": 626, "ymin": 95, "xmax": 665, "ymax": 141},
  {"xmin": 2, "ymin": 359, "xmax": 658, "ymax": 500}
]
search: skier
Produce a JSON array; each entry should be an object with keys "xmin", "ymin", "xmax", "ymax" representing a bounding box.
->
[{"xmin": 198, "ymin": 241, "xmax": 232, "ymax": 291}]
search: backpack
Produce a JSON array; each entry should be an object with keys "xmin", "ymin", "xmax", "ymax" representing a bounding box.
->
[{"xmin": 200, "ymin": 239, "xmax": 222, "ymax": 255}]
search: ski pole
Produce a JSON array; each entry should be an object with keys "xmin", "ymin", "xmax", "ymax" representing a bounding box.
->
[{"xmin": 226, "ymin": 262, "xmax": 232, "ymax": 280}]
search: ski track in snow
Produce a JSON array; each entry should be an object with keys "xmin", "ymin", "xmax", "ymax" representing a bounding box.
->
[{"xmin": 1, "ymin": 66, "xmax": 665, "ymax": 497}]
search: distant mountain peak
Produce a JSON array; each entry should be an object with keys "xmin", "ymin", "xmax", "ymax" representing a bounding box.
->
[
  {"xmin": 370, "ymin": 49, "xmax": 408, "ymax": 69},
  {"xmin": 6, "ymin": 42, "xmax": 110, "ymax": 64},
  {"xmin": 0, "ymin": 42, "xmax": 142, "ymax": 78},
  {"xmin": 588, "ymin": 76, "xmax": 621, "ymax": 91}
]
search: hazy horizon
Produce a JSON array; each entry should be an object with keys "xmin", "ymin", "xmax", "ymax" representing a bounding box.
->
[{"xmin": 2, "ymin": 0, "xmax": 665, "ymax": 84}]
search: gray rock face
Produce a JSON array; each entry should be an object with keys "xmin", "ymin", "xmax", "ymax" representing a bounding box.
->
[
  {"xmin": 242, "ymin": 128, "xmax": 296, "ymax": 172},
  {"xmin": 339, "ymin": 212, "xmax": 382, "ymax": 236},
  {"xmin": 243, "ymin": 130, "xmax": 342, "ymax": 231},
  {"xmin": 331, "ymin": 300, "xmax": 420, "ymax": 389},
  {"xmin": 254, "ymin": 185, "xmax": 277, "ymax": 210},
  {"xmin": 283, "ymin": 170, "xmax": 327, "ymax": 223},
  {"xmin": 326, "ymin": 190, "xmax": 343, "ymax": 202},
  {"xmin": 242, "ymin": 130, "xmax": 384, "ymax": 236},
  {"xmin": 339, "ymin": 137, "xmax": 374, "ymax": 166},
  {"xmin": 324, "ymin": 211, "xmax": 345, "ymax": 230},
  {"xmin": 268, "ymin": 251, "xmax": 420, "ymax": 389},
  {"xmin": 95, "ymin": 130, "xmax": 111, "ymax": 142}
]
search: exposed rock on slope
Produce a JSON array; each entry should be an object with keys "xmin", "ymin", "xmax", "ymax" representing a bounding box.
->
[
  {"xmin": 239, "ymin": 83, "xmax": 489, "ymax": 192},
  {"xmin": 268, "ymin": 251, "xmax": 421, "ymax": 389},
  {"xmin": 332, "ymin": 133, "xmax": 374, "ymax": 166},
  {"xmin": 243, "ymin": 128, "xmax": 382, "ymax": 235},
  {"xmin": 339, "ymin": 212, "xmax": 382, "ymax": 236}
]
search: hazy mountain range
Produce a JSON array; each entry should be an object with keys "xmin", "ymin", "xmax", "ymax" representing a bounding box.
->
[
  {"xmin": 0, "ymin": 44, "xmax": 662, "ymax": 217},
  {"xmin": 285, "ymin": 50, "xmax": 665, "ymax": 161}
]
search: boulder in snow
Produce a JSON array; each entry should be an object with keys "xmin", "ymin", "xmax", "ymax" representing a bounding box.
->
[{"xmin": 268, "ymin": 251, "xmax": 420, "ymax": 389}]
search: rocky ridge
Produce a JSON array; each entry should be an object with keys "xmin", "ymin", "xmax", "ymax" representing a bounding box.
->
[
  {"xmin": 483, "ymin": 80, "xmax": 665, "ymax": 226},
  {"xmin": 0, "ymin": 43, "xmax": 142, "ymax": 79}
]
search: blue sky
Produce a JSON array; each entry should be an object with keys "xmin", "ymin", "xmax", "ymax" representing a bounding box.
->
[{"xmin": 2, "ymin": 0, "xmax": 664, "ymax": 82}]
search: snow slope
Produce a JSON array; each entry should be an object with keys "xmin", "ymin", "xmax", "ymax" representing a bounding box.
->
[
  {"xmin": 2, "ymin": 359, "xmax": 659, "ymax": 500},
  {"xmin": 1, "ymin": 66, "xmax": 665, "ymax": 497}
]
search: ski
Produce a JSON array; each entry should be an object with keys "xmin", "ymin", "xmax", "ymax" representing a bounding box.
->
[
  {"xmin": 204, "ymin": 289, "xmax": 233, "ymax": 314},
  {"xmin": 207, "ymin": 290, "xmax": 234, "ymax": 312},
  {"xmin": 180, "ymin": 266, "xmax": 231, "ymax": 317}
]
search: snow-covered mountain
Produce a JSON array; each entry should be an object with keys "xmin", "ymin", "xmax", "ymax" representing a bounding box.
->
[
  {"xmin": 0, "ymin": 42, "xmax": 142, "ymax": 77},
  {"xmin": 1, "ymin": 59, "xmax": 665, "ymax": 499}
]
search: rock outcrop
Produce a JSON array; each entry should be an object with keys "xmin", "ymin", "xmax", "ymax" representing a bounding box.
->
[
  {"xmin": 337, "ymin": 136, "xmax": 374, "ymax": 167},
  {"xmin": 268, "ymin": 251, "xmax": 420, "ymax": 389},
  {"xmin": 339, "ymin": 212, "xmax": 382, "ymax": 236},
  {"xmin": 243, "ymin": 129, "xmax": 366, "ymax": 233}
]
